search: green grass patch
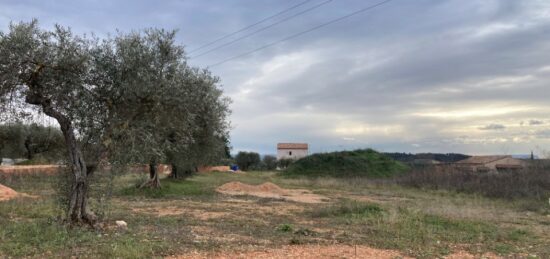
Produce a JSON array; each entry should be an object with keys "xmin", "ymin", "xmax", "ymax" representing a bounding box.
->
[
  {"xmin": 283, "ymin": 149, "xmax": 408, "ymax": 178},
  {"xmin": 0, "ymin": 198, "xmax": 58, "ymax": 219},
  {"xmin": 118, "ymin": 178, "xmax": 213, "ymax": 198},
  {"xmin": 311, "ymin": 199, "xmax": 384, "ymax": 219},
  {"xmin": 277, "ymin": 223, "xmax": 294, "ymax": 232},
  {"xmin": 0, "ymin": 218, "xmax": 168, "ymax": 258}
]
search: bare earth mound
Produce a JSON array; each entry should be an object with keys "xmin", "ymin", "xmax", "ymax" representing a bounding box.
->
[
  {"xmin": 0, "ymin": 183, "xmax": 33, "ymax": 201},
  {"xmin": 216, "ymin": 181, "xmax": 327, "ymax": 203}
]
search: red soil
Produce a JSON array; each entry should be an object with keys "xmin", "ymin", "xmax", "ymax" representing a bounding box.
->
[{"xmin": 0, "ymin": 183, "xmax": 34, "ymax": 201}]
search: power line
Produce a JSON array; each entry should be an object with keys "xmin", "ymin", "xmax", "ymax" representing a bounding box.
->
[
  {"xmin": 188, "ymin": 0, "xmax": 312, "ymax": 54},
  {"xmin": 191, "ymin": 0, "xmax": 333, "ymax": 59},
  {"xmin": 207, "ymin": 0, "xmax": 395, "ymax": 68}
]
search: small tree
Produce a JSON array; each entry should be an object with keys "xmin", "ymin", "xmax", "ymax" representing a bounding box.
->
[
  {"xmin": 235, "ymin": 151, "xmax": 261, "ymax": 171},
  {"xmin": 262, "ymin": 155, "xmax": 277, "ymax": 170}
]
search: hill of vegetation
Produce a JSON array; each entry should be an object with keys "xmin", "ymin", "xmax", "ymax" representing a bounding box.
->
[{"xmin": 283, "ymin": 149, "xmax": 409, "ymax": 178}]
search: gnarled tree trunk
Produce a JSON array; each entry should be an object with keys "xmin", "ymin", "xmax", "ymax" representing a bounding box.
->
[
  {"xmin": 26, "ymin": 89, "xmax": 96, "ymax": 225},
  {"xmin": 141, "ymin": 161, "xmax": 161, "ymax": 188},
  {"xmin": 52, "ymin": 110, "xmax": 97, "ymax": 224}
]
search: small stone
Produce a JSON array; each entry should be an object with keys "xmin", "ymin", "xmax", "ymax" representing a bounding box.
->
[{"xmin": 115, "ymin": 220, "xmax": 127, "ymax": 229}]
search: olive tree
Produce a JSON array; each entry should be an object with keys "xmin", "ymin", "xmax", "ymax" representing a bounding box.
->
[
  {"xmin": 235, "ymin": 151, "xmax": 261, "ymax": 171},
  {"xmin": 0, "ymin": 21, "xmax": 102, "ymax": 224},
  {"xmin": 0, "ymin": 20, "xmax": 231, "ymax": 224}
]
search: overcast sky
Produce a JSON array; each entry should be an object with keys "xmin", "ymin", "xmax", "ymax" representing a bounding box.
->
[{"xmin": 2, "ymin": 0, "xmax": 550, "ymax": 156}]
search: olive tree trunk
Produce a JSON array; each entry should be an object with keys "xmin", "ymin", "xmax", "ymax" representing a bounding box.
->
[
  {"xmin": 24, "ymin": 138, "xmax": 33, "ymax": 160},
  {"xmin": 170, "ymin": 163, "xmax": 178, "ymax": 179},
  {"xmin": 140, "ymin": 161, "xmax": 161, "ymax": 188},
  {"xmin": 26, "ymin": 93, "xmax": 96, "ymax": 225}
]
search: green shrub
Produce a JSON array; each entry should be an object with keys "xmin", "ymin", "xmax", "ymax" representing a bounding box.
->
[{"xmin": 277, "ymin": 223, "xmax": 293, "ymax": 232}]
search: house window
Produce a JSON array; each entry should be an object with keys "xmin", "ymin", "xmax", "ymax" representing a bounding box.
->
[{"xmin": 289, "ymin": 151, "xmax": 292, "ymax": 156}]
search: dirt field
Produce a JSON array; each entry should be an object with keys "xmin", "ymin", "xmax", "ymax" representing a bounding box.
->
[
  {"xmin": 0, "ymin": 170, "xmax": 548, "ymax": 258},
  {"xmin": 216, "ymin": 181, "xmax": 328, "ymax": 203},
  {"xmin": 0, "ymin": 165, "xmax": 63, "ymax": 175}
]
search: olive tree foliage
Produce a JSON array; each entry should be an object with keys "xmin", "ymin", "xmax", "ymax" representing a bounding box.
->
[
  {"xmin": 166, "ymin": 70, "xmax": 231, "ymax": 180},
  {"xmin": 235, "ymin": 151, "xmax": 261, "ymax": 171},
  {"xmin": 0, "ymin": 20, "xmax": 231, "ymax": 224},
  {"xmin": 262, "ymin": 155, "xmax": 277, "ymax": 170},
  {"xmin": 94, "ymin": 33, "xmax": 232, "ymax": 187}
]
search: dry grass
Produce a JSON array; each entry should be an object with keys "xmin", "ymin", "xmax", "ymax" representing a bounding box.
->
[{"xmin": 0, "ymin": 170, "xmax": 549, "ymax": 258}]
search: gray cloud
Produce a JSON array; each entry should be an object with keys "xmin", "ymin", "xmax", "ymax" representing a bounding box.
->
[
  {"xmin": 478, "ymin": 124, "xmax": 506, "ymax": 131},
  {"xmin": 529, "ymin": 119, "xmax": 545, "ymax": 125},
  {"xmin": 2, "ymin": 0, "xmax": 550, "ymax": 155}
]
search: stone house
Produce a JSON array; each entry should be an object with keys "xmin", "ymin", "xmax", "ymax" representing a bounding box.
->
[{"xmin": 276, "ymin": 143, "xmax": 308, "ymax": 160}]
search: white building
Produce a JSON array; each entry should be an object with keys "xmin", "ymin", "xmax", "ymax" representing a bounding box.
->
[{"xmin": 277, "ymin": 143, "xmax": 308, "ymax": 160}]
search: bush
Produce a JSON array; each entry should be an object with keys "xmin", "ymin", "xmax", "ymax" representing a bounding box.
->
[
  {"xmin": 277, "ymin": 158, "xmax": 294, "ymax": 169},
  {"xmin": 235, "ymin": 151, "xmax": 261, "ymax": 171},
  {"xmin": 262, "ymin": 155, "xmax": 277, "ymax": 170},
  {"xmin": 283, "ymin": 149, "xmax": 408, "ymax": 178},
  {"xmin": 394, "ymin": 164, "xmax": 550, "ymax": 200}
]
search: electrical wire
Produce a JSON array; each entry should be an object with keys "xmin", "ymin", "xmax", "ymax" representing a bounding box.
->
[
  {"xmin": 191, "ymin": 0, "xmax": 333, "ymax": 59},
  {"xmin": 207, "ymin": 0, "xmax": 394, "ymax": 68},
  {"xmin": 188, "ymin": 0, "xmax": 313, "ymax": 54}
]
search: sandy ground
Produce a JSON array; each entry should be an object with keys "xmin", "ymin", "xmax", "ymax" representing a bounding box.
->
[
  {"xmin": 0, "ymin": 183, "xmax": 34, "ymax": 201},
  {"xmin": 168, "ymin": 246, "xmax": 503, "ymax": 259},
  {"xmin": 216, "ymin": 181, "xmax": 328, "ymax": 204},
  {"xmin": 168, "ymin": 244, "xmax": 413, "ymax": 259}
]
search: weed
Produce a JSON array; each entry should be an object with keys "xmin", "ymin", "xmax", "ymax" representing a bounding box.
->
[
  {"xmin": 277, "ymin": 223, "xmax": 293, "ymax": 232},
  {"xmin": 311, "ymin": 199, "xmax": 384, "ymax": 219}
]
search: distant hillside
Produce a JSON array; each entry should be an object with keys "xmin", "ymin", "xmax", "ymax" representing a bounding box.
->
[
  {"xmin": 283, "ymin": 149, "xmax": 409, "ymax": 178},
  {"xmin": 383, "ymin": 152, "xmax": 470, "ymax": 163}
]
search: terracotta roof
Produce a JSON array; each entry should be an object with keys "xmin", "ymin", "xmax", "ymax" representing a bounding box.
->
[
  {"xmin": 277, "ymin": 143, "xmax": 308, "ymax": 150},
  {"xmin": 456, "ymin": 155, "xmax": 511, "ymax": 165}
]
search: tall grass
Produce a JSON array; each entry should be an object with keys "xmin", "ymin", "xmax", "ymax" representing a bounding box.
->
[{"xmin": 394, "ymin": 164, "xmax": 550, "ymax": 200}]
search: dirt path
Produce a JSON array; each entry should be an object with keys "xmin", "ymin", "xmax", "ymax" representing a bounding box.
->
[
  {"xmin": 168, "ymin": 244, "xmax": 412, "ymax": 259},
  {"xmin": 216, "ymin": 181, "xmax": 328, "ymax": 203},
  {"xmin": 168, "ymin": 245, "xmax": 501, "ymax": 259}
]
